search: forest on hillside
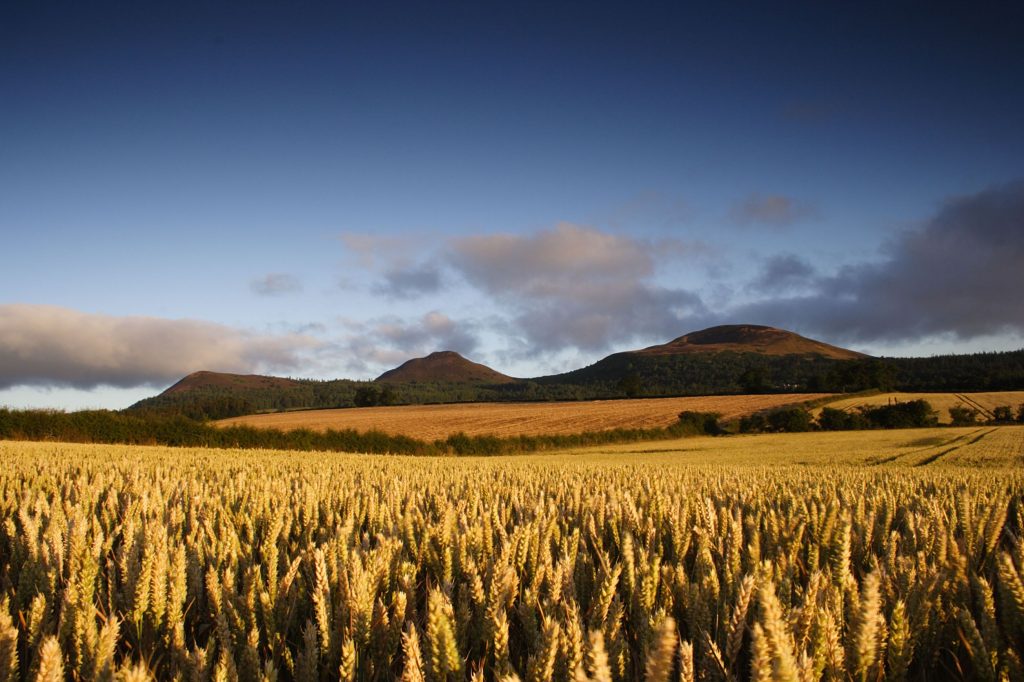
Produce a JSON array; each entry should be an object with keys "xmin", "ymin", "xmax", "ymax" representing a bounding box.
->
[{"xmin": 128, "ymin": 349, "xmax": 1024, "ymax": 420}]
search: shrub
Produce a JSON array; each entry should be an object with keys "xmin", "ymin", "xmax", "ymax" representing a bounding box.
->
[
  {"xmin": 992, "ymin": 405, "xmax": 1014, "ymax": 423},
  {"xmin": 766, "ymin": 407, "xmax": 813, "ymax": 432},
  {"xmin": 739, "ymin": 413, "xmax": 768, "ymax": 433},
  {"xmin": 949, "ymin": 405, "xmax": 979, "ymax": 426},
  {"xmin": 676, "ymin": 411, "xmax": 723, "ymax": 435},
  {"xmin": 862, "ymin": 399, "xmax": 937, "ymax": 429}
]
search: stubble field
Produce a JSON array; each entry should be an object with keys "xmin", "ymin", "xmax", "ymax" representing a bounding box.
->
[
  {"xmin": 216, "ymin": 393, "xmax": 833, "ymax": 439},
  {"xmin": 810, "ymin": 390, "xmax": 1024, "ymax": 423},
  {"xmin": 1, "ymin": 426, "xmax": 1022, "ymax": 680}
]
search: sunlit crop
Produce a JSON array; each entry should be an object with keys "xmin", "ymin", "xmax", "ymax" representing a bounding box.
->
[{"xmin": 1, "ymin": 432, "xmax": 1022, "ymax": 680}]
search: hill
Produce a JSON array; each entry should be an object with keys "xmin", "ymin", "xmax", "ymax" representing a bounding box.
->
[
  {"xmin": 633, "ymin": 324, "xmax": 866, "ymax": 360},
  {"xmin": 376, "ymin": 351, "xmax": 517, "ymax": 384},
  {"xmin": 538, "ymin": 324, "xmax": 868, "ymax": 392},
  {"xmin": 162, "ymin": 370, "xmax": 303, "ymax": 395},
  {"xmin": 129, "ymin": 324, "xmax": 1024, "ymax": 418}
]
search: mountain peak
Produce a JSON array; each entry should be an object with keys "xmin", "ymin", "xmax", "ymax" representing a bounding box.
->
[
  {"xmin": 375, "ymin": 351, "xmax": 516, "ymax": 384},
  {"xmin": 633, "ymin": 324, "xmax": 866, "ymax": 360}
]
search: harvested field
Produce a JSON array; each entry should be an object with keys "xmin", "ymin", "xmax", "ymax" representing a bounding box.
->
[
  {"xmin": 810, "ymin": 390, "xmax": 1024, "ymax": 423},
  {"xmin": 217, "ymin": 393, "xmax": 832, "ymax": 439}
]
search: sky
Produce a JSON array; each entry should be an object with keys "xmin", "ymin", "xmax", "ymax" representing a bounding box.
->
[{"xmin": 2, "ymin": 1, "xmax": 1023, "ymax": 409}]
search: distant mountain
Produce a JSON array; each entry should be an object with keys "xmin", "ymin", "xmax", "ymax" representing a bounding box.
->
[
  {"xmin": 376, "ymin": 351, "xmax": 517, "ymax": 384},
  {"xmin": 129, "ymin": 324, "xmax": 1024, "ymax": 418},
  {"xmin": 632, "ymin": 325, "xmax": 866, "ymax": 360}
]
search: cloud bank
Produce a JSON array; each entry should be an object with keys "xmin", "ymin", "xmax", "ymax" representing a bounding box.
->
[
  {"xmin": 448, "ymin": 222, "xmax": 708, "ymax": 352},
  {"xmin": 736, "ymin": 180, "xmax": 1024, "ymax": 342},
  {"xmin": 0, "ymin": 305, "xmax": 321, "ymax": 389},
  {"xmin": 340, "ymin": 311, "xmax": 478, "ymax": 373}
]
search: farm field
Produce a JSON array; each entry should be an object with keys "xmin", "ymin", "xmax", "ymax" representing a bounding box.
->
[
  {"xmin": 1, "ymin": 427, "xmax": 1023, "ymax": 680},
  {"xmin": 217, "ymin": 393, "xmax": 833, "ymax": 439},
  {"xmin": 810, "ymin": 390, "xmax": 1024, "ymax": 423}
]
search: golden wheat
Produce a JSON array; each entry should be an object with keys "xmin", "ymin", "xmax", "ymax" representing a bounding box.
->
[{"xmin": 0, "ymin": 430, "xmax": 1021, "ymax": 680}]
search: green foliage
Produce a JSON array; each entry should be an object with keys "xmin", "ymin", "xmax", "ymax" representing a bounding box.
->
[
  {"xmin": 766, "ymin": 407, "xmax": 813, "ymax": 432},
  {"xmin": 949, "ymin": 405, "xmax": 980, "ymax": 426},
  {"xmin": 860, "ymin": 399, "xmax": 938, "ymax": 429},
  {"xmin": 992, "ymin": 405, "xmax": 1014, "ymax": 423},
  {"xmin": 128, "ymin": 349, "xmax": 1024, "ymax": 421},
  {"xmin": 816, "ymin": 407, "xmax": 870, "ymax": 431},
  {"xmin": 0, "ymin": 408, "xmax": 726, "ymax": 457},
  {"xmin": 738, "ymin": 413, "xmax": 767, "ymax": 434},
  {"xmin": 676, "ymin": 411, "xmax": 723, "ymax": 435}
]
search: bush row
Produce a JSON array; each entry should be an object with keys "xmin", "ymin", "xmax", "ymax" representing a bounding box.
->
[
  {"xmin": 740, "ymin": 400, "xmax": 1024, "ymax": 433},
  {"xmin": 0, "ymin": 407, "xmax": 722, "ymax": 456}
]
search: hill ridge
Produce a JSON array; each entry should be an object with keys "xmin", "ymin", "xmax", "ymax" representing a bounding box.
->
[
  {"xmin": 633, "ymin": 324, "xmax": 866, "ymax": 360},
  {"xmin": 375, "ymin": 350, "xmax": 517, "ymax": 384}
]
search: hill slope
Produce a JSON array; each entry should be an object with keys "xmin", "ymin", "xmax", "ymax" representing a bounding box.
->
[
  {"xmin": 162, "ymin": 371, "xmax": 303, "ymax": 395},
  {"xmin": 634, "ymin": 325, "xmax": 866, "ymax": 360},
  {"xmin": 130, "ymin": 324, "xmax": 1024, "ymax": 418},
  {"xmin": 376, "ymin": 351, "xmax": 517, "ymax": 384}
]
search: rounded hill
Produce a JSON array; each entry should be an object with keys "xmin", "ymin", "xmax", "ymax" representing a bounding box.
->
[
  {"xmin": 375, "ymin": 351, "xmax": 517, "ymax": 384},
  {"xmin": 633, "ymin": 324, "xmax": 866, "ymax": 360}
]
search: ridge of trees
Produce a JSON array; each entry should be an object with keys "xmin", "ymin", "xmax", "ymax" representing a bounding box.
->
[{"xmin": 130, "ymin": 349, "xmax": 1024, "ymax": 420}]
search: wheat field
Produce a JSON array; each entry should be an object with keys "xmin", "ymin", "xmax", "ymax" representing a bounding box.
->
[
  {"xmin": 217, "ymin": 394, "xmax": 832, "ymax": 439},
  {"xmin": 810, "ymin": 391, "xmax": 1024, "ymax": 423},
  {"xmin": 1, "ymin": 426, "xmax": 1023, "ymax": 680}
]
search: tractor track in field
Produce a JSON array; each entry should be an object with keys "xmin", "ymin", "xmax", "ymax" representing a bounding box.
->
[
  {"xmin": 869, "ymin": 428, "xmax": 986, "ymax": 465},
  {"xmin": 955, "ymin": 393, "xmax": 995, "ymax": 421},
  {"xmin": 914, "ymin": 428, "xmax": 997, "ymax": 466}
]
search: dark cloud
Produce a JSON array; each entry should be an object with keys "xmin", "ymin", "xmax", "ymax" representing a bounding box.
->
[
  {"xmin": 371, "ymin": 264, "xmax": 443, "ymax": 299},
  {"xmin": 750, "ymin": 254, "xmax": 817, "ymax": 293},
  {"xmin": 250, "ymin": 273, "xmax": 302, "ymax": 296},
  {"xmin": 448, "ymin": 223, "xmax": 708, "ymax": 352},
  {"xmin": 0, "ymin": 305, "xmax": 322, "ymax": 389},
  {"xmin": 734, "ymin": 180, "xmax": 1024, "ymax": 342},
  {"xmin": 730, "ymin": 194, "xmax": 818, "ymax": 228}
]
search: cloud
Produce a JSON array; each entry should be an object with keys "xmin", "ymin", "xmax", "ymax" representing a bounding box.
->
[
  {"xmin": 341, "ymin": 233, "xmax": 418, "ymax": 268},
  {"xmin": 448, "ymin": 222, "xmax": 708, "ymax": 352},
  {"xmin": 733, "ymin": 180, "xmax": 1024, "ymax": 342},
  {"xmin": 749, "ymin": 254, "xmax": 817, "ymax": 293},
  {"xmin": 339, "ymin": 311, "xmax": 480, "ymax": 374},
  {"xmin": 250, "ymin": 273, "xmax": 303, "ymax": 296},
  {"xmin": 342, "ymin": 232, "xmax": 444, "ymax": 298},
  {"xmin": 603, "ymin": 191, "xmax": 693, "ymax": 229},
  {"xmin": 730, "ymin": 194, "xmax": 818, "ymax": 228},
  {"xmin": 0, "ymin": 305, "xmax": 322, "ymax": 390},
  {"xmin": 371, "ymin": 264, "xmax": 443, "ymax": 299},
  {"xmin": 450, "ymin": 222, "xmax": 654, "ymax": 298}
]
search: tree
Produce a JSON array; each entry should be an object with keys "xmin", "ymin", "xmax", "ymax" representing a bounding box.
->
[
  {"xmin": 739, "ymin": 367, "xmax": 770, "ymax": 393},
  {"xmin": 617, "ymin": 373, "xmax": 643, "ymax": 398},
  {"xmin": 739, "ymin": 413, "xmax": 767, "ymax": 433},
  {"xmin": 948, "ymin": 405, "xmax": 978, "ymax": 426},
  {"xmin": 767, "ymin": 407, "xmax": 812, "ymax": 432},
  {"xmin": 992, "ymin": 405, "xmax": 1014, "ymax": 423},
  {"xmin": 353, "ymin": 385, "xmax": 381, "ymax": 407}
]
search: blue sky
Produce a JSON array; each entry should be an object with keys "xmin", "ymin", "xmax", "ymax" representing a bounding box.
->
[{"xmin": 3, "ymin": 2, "xmax": 1023, "ymax": 409}]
